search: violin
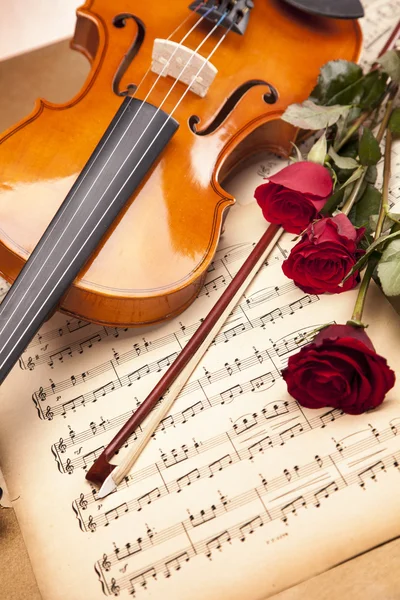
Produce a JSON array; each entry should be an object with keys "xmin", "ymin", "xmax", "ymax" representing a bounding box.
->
[{"xmin": 0, "ymin": 0, "xmax": 361, "ymax": 384}]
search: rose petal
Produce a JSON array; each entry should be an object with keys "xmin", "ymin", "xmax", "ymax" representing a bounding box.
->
[
  {"xmin": 329, "ymin": 213, "xmax": 358, "ymax": 241},
  {"xmin": 268, "ymin": 162, "xmax": 333, "ymax": 199},
  {"xmin": 282, "ymin": 328, "xmax": 395, "ymax": 416}
]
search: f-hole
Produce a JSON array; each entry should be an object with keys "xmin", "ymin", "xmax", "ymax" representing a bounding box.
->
[
  {"xmin": 112, "ymin": 13, "xmax": 146, "ymax": 97},
  {"xmin": 188, "ymin": 80, "xmax": 278, "ymax": 136}
]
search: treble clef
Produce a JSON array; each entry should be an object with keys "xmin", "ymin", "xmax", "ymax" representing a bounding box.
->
[
  {"xmin": 102, "ymin": 553, "xmax": 111, "ymax": 572},
  {"xmin": 78, "ymin": 492, "xmax": 88, "ymax": 510},
  {"xmin": 87, "ymin": 515, "xmax": 97, "ymax": 533},
  {"xmin": 45, "ymin": 406, "xmax": 54, "ymax": 420},
  {"xmin": 65, "ymin": 458, "xmax": 74, "ymax": 475},
  {"xmin": 26, "ymin": 357, "xmax": 35, "ymax": 371},
  {"xmin": 57, "ymin": 437, "xmax": 67, "ymax": 453},
  {"xmin": 110, "ymin": 578, "xmax": 120, "ymax": 596},
  {"xmin": 38, "ymin": 386, "xmax": 46, "ymax": 401}
]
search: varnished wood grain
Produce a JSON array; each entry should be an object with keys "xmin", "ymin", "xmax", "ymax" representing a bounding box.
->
[{"xmin": 0, "ymin": 0, "xmax": 362, "ymax": 326}]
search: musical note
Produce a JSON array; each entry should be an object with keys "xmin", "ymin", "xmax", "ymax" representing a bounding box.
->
[
  {"xmin": 189, "ymin": 506, "xmax": 217, "ymax": 527},
  {"xmin": 205, "ymin": 531, "xmax": 231, "ymax": 557},
  {"xmin": 279, "ymin": 423, "xmax": 305, "ymax": 445},
  {"xmin": 161, "ymin": 445, "xmax": 189, "ymax": 468},
  {"xmin": 357, "ymin": 461, "xmax": 387, "ymax": 489},
  {"xmin": 233, "ymin": 413, "xmax": 258, "ymax": 435},
  {"xmin": 115, "ymin": 540, "xmax": 143, "ymax": 560},
  {"xmin": 164, "ymin": 552, "xmax": 191, "ymax": 577},
  {"xmin": 220, "ymin": 384, "xmax": 243, "ymax": 404},
  {"xmin": 248, "ymin": 436, "xmax": 273, "ymax": 458},
  {"xmin": 280, "ymin": 496, "xmax": 307, "ymax": 523},
  {"xmin": 208, "ymin": 454, "xmax": 232, "ymax": 477},
  {"xmin": 181, "ymin": 401, "xmax": 204, "ymax": 423},
  {"xmin": 314, "ymin": 482, "xmax": 340, "ymax": 507},
  {"xmin": 104, "ymin": 503, "xmax": 129, "ymax": 525},
  {"xmin": 137, "ymin": 488, "xmax": 161, "ymax": 509},
  {"xmin": 239, "ymin": 516, "xmax": 264, "ymax": 541},
  {"xmin": 177, "ymin": 469, "xmax": 201, "ymax": 492},
  {"xmin": 129, "ymin": 567, "xmax": 156, "ymax": 592}
]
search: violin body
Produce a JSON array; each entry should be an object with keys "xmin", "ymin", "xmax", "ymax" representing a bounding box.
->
[{"xmin": 0, "ymin": 0, "xmax": 361, "ymax": 327}]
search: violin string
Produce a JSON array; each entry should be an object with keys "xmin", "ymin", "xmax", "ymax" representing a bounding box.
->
[
  {"xmin": 0, "ymin": 4, "xmax": 214, "ymax": 320},
  {"xmin": 0, "ymin": 1, "xmax": 210, "ymax": 315},
  {"xmin": 0, "ymin": 14, "xmax": 233, "ymax": 368},
  {"xmin": 132, "ymin": 1, "xmax": 208, "ymax": 98}
]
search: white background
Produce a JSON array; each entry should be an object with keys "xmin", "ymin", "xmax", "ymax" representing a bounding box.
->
[{"xmin": 0, "ymin": 0, "xmax": 82, "ymax": 61}]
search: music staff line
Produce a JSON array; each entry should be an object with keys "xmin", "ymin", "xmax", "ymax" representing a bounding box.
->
[
  {"xmin": 31, "ymin": 279, "xmax": 299, "ymax": 396},
  {"xmin": 37, "ymin": 295, "xmax": 318, "ymax": 421},
  {"xmin": 52, "ymin": 323, "xmax": 329, "ymax": 475},
  {"xmin": 53, "ymin": 328, "xmax": 319, "ymax": 473},
  {"xmin": 21, "ymin": 237, "xmax": 286, "ymax": 368},
  {"xmin": 97, "ymin": 472, "xmax": 334, "ymax": 566},
  {"xmin": 55, "ymin": 365, "xmax": 283, "ymax": 473},
  {"xmin": 69, "ymin": 398, "xmax": 297, "ymax": 488},
  {"xmin": 24, "ymin": 240, "xmax": 269, "ymax": 352},
  {"xmin": 73, "ymin": 414, "xmax": 400, "ymax": 532},
  {"xmin": 96, "ymin": 449, "xmax": 400, "ymax": 596}
]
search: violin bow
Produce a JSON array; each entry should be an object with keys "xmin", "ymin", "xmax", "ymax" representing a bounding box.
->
[
  {"xmin": 87, "ymin": 17, "xmax": 400, "ymax": 498},
  {"xmin": 86, "ymin": 223, "xmax": 284, "ymax": 497}
]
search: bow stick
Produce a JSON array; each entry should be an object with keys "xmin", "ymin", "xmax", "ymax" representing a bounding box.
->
[{"xmin": 86, "ymin": 223, "xmax": 283, "ymax": 497}]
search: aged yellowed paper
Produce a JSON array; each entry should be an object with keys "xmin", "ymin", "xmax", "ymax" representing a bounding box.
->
[{"xmin": 0, "ymin": 0, "xmax": 400, "ymax": 598}]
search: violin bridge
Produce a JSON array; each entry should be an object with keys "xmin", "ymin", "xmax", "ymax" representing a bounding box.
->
[{"xmin": 151, "ymin": 39, "xmax": 218, "ymax": 98}]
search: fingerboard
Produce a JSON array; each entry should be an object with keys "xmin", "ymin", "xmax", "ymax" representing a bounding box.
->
[{"xmin": 0, "ymin": 97, "xmax": 179, "ymax": 385}]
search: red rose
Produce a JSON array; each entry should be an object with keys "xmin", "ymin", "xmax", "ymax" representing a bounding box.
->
[
  {"xmin": 282, "ymin": 324, "xmax": 395, "ymax": 415},
  {"xmin": 282, "ymin": 214, "xmax": 365, "ymax": 294},
  {"xmin": 254, "ymin": 162, "xmax": 333, "ymax": 234}
]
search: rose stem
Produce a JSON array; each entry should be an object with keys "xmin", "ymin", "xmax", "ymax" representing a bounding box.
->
[
  {"xmin": 341, "ymin": 84, "xmax": 398, "ymax": 217},
  {"xmin": 347, "ymin": 98, "xmax": 396, "ymax": 328},
  {"xmin": 334, "ymin": 110, "xmax": 371, "ymax": 153},
  {"xmin": 374, "ymin": 128, "xmax": 393, "ymax": 240},
  {"xmin": 348, "ymin": 253, "xmax": 381, "ymax": 327},
  {"xmin": 341, "ymin": 174, "xmax": 366, "ymax": 216}
]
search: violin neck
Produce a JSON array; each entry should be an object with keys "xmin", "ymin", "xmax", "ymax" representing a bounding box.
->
[{"xmin": 0, "ymin": 97, "xmax": 178, "ymax": 384}]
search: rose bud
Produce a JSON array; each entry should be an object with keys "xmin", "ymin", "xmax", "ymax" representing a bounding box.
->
[
  {"xmin": 254, "ymin": 161, "xmax": 333, "ymax": 234},
  {"xmin": 282, "ymin": 214, "xmax": 365, "ymax": 295},
  {"xmin": 282, "ymin": 324, "xmax": 395, "ymax": 415}
]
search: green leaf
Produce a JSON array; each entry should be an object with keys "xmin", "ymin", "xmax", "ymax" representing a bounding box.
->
[
  {"xmin": 365, "ymin": 165, "xmax": 378, "ymax": 185},
  {"xmin": 377, "ymin": 238, "xmax": 400, "ymax": 296},
  {"xmin": 370, "ymin": 213, "xmax": 400, "ymax": 234},
  {"xmin": 358, "ymin": 127, "xmax": 381, "ymax": 166},
  {"xmin": 344, "ymin": 230, "xmax": 400, "ymax": 281},
  {"xmin": 389, "ymin": 108, "xmax": 400, "ymax": 136},
  {"xmin": 359, "ymin": 71, "xmax": 388, "ymax": 109},
  {"xmin": 348, "ymin": 185, "xmax": 381, "ymax": 229},
  {"xmin": 335, "ymin": 114, "xmax": 348, "ymax": 145},
  {"xmin": 340, "ymin": 166, "xmax": 365, "ymax": 189},
  {"xmin": 378, "ymin": 50, "xmax": 400, "ymax": 85},
  {"xmin": 281, "ymin": 100, "xmax": 351, "ymax": 130},
  {"xmin": 308, "ymin": 133, "xmax": 327, "ymax": 164},
  {"xmin": 320, "ymin": 186, "xmax": 344, "ymax": 216},
  {"xmin": 328, "ymin": 146, "xmax": 359, "ymax": 170},
  {"xmin": 310, "ymin": 60, "xmax": 363, "ymax": 105}
]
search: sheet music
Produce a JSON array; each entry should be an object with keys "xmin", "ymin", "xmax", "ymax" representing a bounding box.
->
[{"xmin": 0, "ymin": 1, "xmax": 400, "ymax": 598}]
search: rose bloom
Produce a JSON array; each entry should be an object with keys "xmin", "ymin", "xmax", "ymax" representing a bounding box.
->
[
  {"xmin": 282, "ymin": 214, "xmax": 365, "ymax": 294},
  {"xmin": 282, "ymin": 324, "xmax": 395, "ymax": 415},
  {"xmin": 254, "ymin": 161, "xmax": 333, "ymax": 234}
]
